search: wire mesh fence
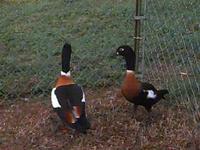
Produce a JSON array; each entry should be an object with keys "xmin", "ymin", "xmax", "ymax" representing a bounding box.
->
[
  {"xmin": 0, "ymin": 0, "xmax": 199, "ymax": 122},
  {"xmin": 142, "ymin": 0, "xmax": 200, "ymax": 121}
]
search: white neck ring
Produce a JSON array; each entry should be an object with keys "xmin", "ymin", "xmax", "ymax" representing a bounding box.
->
[{"xmin": 61, "ymin": 71, "xmax": 71, "ymax": 76}]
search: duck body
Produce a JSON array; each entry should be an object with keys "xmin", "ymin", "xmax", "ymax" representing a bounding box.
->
[
  {"xmin": 121, "ymin": 71, "xmax": 141, "ymax": 101},
  {"xmin": 117, "ymin": 45, "xmax": 169, "ymax": 112},
  {"xmin": 51, "ymin": 43, "xmax": 90, "ymax": 134}
]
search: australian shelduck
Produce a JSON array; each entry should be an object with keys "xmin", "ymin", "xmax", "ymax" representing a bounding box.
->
[
  {"xmin": 116, "ymin": 45, "xmax": 169, "ymax": 113},
  {"xmin": 51, "ymin": 43, "xmax": 90, "ymax": 134}
]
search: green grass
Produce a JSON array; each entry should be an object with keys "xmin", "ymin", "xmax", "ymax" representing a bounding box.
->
[
  {"xmin": 0, "ymin": 0, "xmax": 135, "ymax": 98},
  {"xmin": 0, "ymin": 0, "xmax": 199, "ymax": 100}
]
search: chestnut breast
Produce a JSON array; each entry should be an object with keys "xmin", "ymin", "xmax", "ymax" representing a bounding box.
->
[
  {"xmin": 121, "ymin": 72, "xmax": 141, "ymax": 101},
  {"xmin": 55, "ymin": 75, "xmax": 75, "ymax": 88}
]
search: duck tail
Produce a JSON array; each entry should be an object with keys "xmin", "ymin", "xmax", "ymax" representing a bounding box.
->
[{"xmin": 157, "ymin": 89, "xmax": 169, "ymax": 99}]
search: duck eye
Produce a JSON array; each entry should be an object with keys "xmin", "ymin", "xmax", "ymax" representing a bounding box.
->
[{"xmin": 120, "ymin": 48, "xmax": 124, "ymax": 51}]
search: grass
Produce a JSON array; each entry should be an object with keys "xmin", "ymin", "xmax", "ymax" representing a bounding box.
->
[{"xmin": 0, "ymin": 0, "xmax": 136, "ymax": 99}]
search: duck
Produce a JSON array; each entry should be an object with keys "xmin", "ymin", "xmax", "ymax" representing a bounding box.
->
[
  {"xmin": 116, "ymin": 45, "xmax": 169, "ymax": 113},
  {"xmin": 51, "ymin": 43, "xmax": 90, "ymax": 134}
]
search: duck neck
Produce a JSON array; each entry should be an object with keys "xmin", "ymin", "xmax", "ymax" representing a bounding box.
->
[
  {"xmin": 124, "ymin": 55, "xmax": 135, "ymax": 71},
  {"xmin": 61, "ymin": 46, "xmax": 71, "ymax": 74}
]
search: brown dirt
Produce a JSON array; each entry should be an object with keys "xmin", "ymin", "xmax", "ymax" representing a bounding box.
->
[{"xmin": 0, "ymin": 88, "xmax": 199, "ymax": 150}]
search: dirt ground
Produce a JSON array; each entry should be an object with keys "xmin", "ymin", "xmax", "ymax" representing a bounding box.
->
[{"xmin": 0, "ymin": 88, "xmax": 199, "ymax": 150}]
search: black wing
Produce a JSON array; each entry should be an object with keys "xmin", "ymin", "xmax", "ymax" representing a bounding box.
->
[
  {"xmin": 141, "ymin": 82, "xmax": 157, "ymax": 91},
  {"xmin": 55, "ymin": 84, "xmax": 84, "ymax": 110}
]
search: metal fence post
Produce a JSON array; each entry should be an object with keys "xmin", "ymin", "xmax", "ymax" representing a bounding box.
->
[{"xmin": 134, "ymin": 0, "xmax": 145, "ymax": 76}]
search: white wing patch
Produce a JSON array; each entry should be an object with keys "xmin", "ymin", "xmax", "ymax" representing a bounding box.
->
[
  {"xmin": 81, "ymin": 87, "xmax": 86, "ymax": 102},
  {"xmin": 82, "ymin": 91, "xmax": 86, "ymax": 102},
  {"xmin": 146, "ymin": 90, "xmax": 157, "ymax": 99},
  {"xmin": 51, "ymin": 88, "xmax": 61, "ymax": 108}
]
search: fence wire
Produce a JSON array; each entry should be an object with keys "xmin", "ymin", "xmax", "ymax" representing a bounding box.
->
[{"xmin": 142, "ymin": 0, "xmax": 200, "ymax": 121}]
